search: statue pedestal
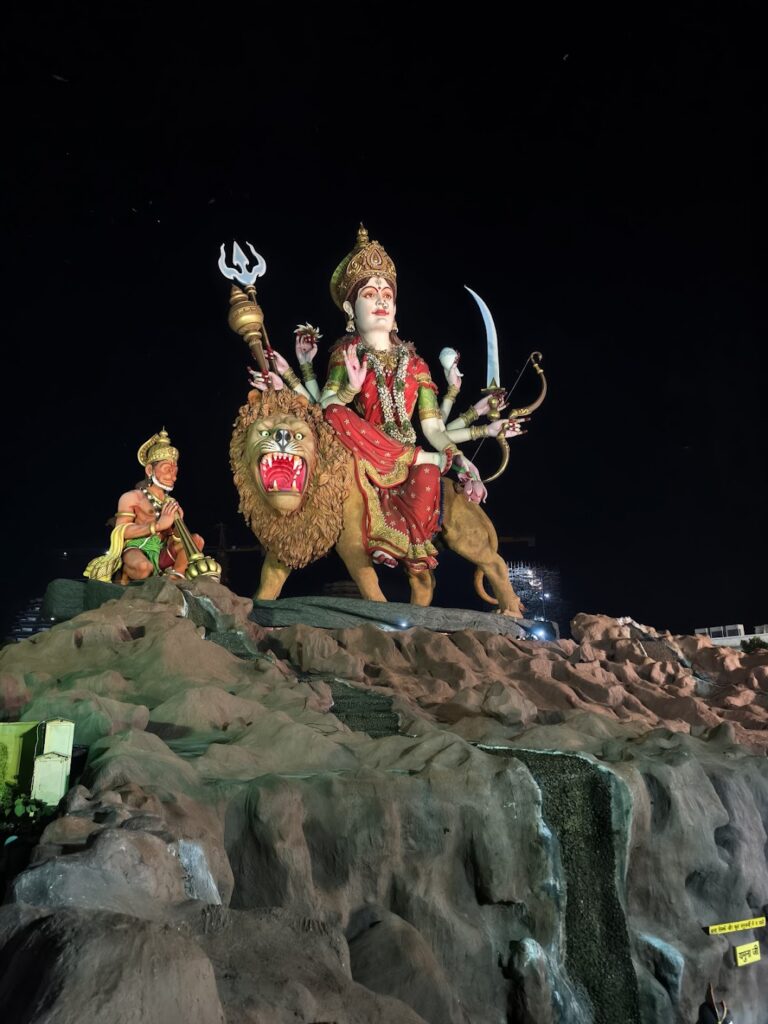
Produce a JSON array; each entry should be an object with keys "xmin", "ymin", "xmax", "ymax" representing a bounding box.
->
[
  {"xmin": 41, "ymin": 578, "xmax": 555, "ymax": 638},
  {"xmin": 250, "ymin": 595, "xmax": 549, "ymax": 638}
]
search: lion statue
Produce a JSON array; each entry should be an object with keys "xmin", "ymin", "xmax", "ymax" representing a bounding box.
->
[{"xmin": 230, "ymin": 389, "xmax": 524, "ymax": 616}]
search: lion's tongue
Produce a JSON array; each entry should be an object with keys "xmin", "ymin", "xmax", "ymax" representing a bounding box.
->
[{"xmin": 260, "ymin": 458, "xmax": 306, "ymax": 492}]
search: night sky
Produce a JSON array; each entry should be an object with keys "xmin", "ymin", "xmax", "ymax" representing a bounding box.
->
[{"xmin": 2, "ymin": 7, "xmax": 765, "ymax": 636}]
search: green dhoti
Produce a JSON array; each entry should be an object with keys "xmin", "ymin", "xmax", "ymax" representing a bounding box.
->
[{"xmin": 123, "ymin": 534, "xmax": 166, "ymax": 573}]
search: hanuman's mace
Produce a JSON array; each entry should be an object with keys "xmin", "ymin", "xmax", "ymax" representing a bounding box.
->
[{"xmin": 169, "ymin": 508, "xmax": 222, "ymax": 582}]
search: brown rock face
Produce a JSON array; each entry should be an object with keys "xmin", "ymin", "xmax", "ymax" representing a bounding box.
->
[
  {"xmin": 224, "ymin": 757, "xmax": 574, "ymax": 1021},
  {"xmin": 348, "ymin": 907, "xmax": 466, "ymax": 1023},
  {"xmin": 12, "ymin": 827, "xmax": 189, "ymax": 916},
  {"xmin": 0, "ymin": 673, "xmax": 30, "ymax": 716},
  {"xmin": 0, "ymin": 907, "xmax": 226, "ymax": 1024},
  {"xmin": 179, "ymin": 904, "xmax": 429, "ymax": 1024},
  {"xmin": 2, "ymin": 588, "xmax": 768, "ymax": 1022},
  {"xmin": 571, "ymin": 613, "xmax": 633, "ymax": 643}
]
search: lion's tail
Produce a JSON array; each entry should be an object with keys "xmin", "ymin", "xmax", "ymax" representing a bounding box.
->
[{"xmin": 474, "ymin": 567, "xmax": 498, "ymax": 606}]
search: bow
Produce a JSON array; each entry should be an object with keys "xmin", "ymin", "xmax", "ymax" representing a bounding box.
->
[{"xmin": 464, "ymin": 286, "xmax": 548, "ymax": 482}]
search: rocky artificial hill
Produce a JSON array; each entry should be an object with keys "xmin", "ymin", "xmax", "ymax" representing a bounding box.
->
[{"xmin": 0, "ymin": 577, "xmax": 766, "ymax": 1023}]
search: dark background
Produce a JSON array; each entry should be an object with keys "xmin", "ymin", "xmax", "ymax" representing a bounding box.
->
[{"xmin": 1, "ymin": 5, "xmax": 765, "ymax": 636}]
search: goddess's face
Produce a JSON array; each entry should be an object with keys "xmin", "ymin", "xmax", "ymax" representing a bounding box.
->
[{"xmin": 349, "ymin": 276, "xmax": 396, "ymax": 334}]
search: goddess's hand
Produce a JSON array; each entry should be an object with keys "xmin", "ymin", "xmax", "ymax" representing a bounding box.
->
[
  {"xmin": 294, "ymin": 323, "xmax": 321, "ymax": 364},
  {"xmin": 487, "ymin": 417, "xmax": 527, "ymax": 439},
  {"xmin": 446, "ymin": 352, "xmax": 463, "ymax": 389},
  {"xmin": 248, "ymin": 368, "xmax": 285, "ymax": 391},
  {"xmin": 343, "ymin": 344, "xmax": 368, "ymax": 391},
  {"xmin": 454, "ymin": 455, "xmax": 487, "ymax": 504},
  {"xmin": 473, "ymin": 389, "xmax": 508, "ymax": 418},
  {"xmin": 266, "ymin": 349, "xmax": 290, "ymax": 374}
]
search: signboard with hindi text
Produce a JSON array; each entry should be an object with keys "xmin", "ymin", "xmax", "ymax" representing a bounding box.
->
[
  {"xmin": 706, "ymin": 916, "xmax": 765, "ymax": 936},
  {"xmin": 734, "ymin": 941, "xmax": 761, "ymax": 967}
]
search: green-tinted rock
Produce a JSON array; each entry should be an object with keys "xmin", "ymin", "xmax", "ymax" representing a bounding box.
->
[
  {"xmin": 326, "ymin": 680, "xmax": 400, "ymax": 739},
  {"xmin": 21, "ymin": 692, "xmax": 149, "ymax": 748}
]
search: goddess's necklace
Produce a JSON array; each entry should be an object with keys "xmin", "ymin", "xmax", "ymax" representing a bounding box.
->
[{"xmin": 359, "ymin": 343, "xmax": 416, "ymax": 445}]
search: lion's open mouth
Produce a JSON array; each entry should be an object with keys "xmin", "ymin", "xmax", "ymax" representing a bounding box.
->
[{"xmin": 259, "ymin": 452, "xmax": 307, "ymax": 493}]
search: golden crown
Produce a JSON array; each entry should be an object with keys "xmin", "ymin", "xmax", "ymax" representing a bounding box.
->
[
  {"xmin": 329, "ymin": 224, "xmax": 397, "ymax": 310},
  {"xmin": 137, "ymin": 427, "xmax": 179, "ymax": 467}
]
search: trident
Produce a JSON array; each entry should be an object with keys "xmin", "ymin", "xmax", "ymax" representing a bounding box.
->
[{"xmin": 219, "ymin": 241, "xmax": 277, "ymax": 383}]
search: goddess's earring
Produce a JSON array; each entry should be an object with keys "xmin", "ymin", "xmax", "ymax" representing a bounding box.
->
[
  {"xmin": 345, "ymin": 316, "xmax": 355, "ymax": 333},
  {"xmin": 393, "ymin": 319, "xmax": 399, "ymax": 332}
]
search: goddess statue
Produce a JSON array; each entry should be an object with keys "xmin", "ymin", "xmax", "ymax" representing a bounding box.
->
[{"xmin": 257, "ymin": 226, "xmax": 523, "ymax": 574}]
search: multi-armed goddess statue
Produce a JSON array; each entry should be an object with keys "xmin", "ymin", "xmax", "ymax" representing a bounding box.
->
[{"xmin": 222, "ymin": 226, "xmax": 546, "ymax": 617}]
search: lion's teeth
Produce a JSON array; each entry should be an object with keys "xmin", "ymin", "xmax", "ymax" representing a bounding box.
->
[
  {"xmin": 291, "ymin": 481, "xmax": 298, "ymax": 490},
  {"xmin": 270, "ymin": 481, "xmax": 278, "ymax": 491}
]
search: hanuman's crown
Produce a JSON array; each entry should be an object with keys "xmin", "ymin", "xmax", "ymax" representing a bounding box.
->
[
  {"xmin": 329, "ymin": 224, "xmax": 397, "ymax": 310},
  {"xmin": 137, "ymin": 427, "xmax": 179, "ymax": 467}
]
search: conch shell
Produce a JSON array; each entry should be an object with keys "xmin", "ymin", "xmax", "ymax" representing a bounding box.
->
[{"xmin": 439, "ymin": 347, "xmax": 463, "ymax": 377}]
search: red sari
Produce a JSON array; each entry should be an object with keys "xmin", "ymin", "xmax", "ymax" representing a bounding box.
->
[{"xmin": 324, "ymin": 343, "xmax": 444, "ymax": 570}]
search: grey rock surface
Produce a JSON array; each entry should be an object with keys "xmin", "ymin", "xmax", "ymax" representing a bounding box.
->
[
  {"xmin": 251, "ymin": 594, "xmax": 537, "ymax": 635},
  {"xmin": 41, "ymin": 578, "xmax": 541, "ymax": 637}
]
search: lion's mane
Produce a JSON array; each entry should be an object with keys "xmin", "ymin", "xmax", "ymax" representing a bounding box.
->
[{"xmin": 230, "ymin": 389, "xmax": 351, "ymax": 570}]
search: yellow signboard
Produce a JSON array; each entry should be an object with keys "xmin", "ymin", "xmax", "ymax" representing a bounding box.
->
[
  {"xmin": 734, "ymin": 941, "xmax": 761, "ymax": 967},
  {"xmin": 707, "ymin": 916, "xmax": 765, "ymax": 936}
]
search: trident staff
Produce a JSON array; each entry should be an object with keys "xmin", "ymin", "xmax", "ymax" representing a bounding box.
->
[{"xmin": 219, "ymin": 241, "xmax": 278, "ymax": 384}]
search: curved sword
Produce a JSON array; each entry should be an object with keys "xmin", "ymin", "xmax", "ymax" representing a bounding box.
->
[
  {"xmin": 463, "ymin": 286, "xmax": 547, "ymax": 482},
  {"xmin": 464, "ymin": 285, "xmax": 499, "ymax": 388},
  {"xmin": 464, "ymin": 285, "xmax": 508, "ymax": 481}
]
